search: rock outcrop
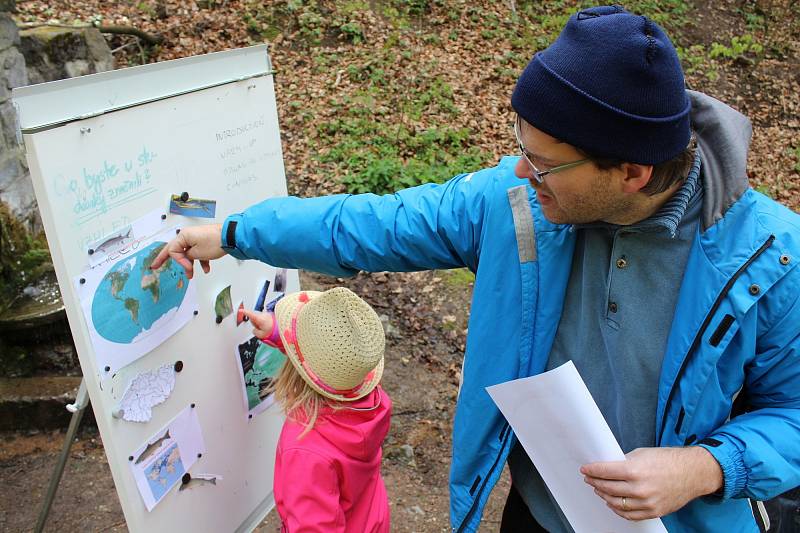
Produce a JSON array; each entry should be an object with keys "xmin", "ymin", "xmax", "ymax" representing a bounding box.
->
[
  {"xmin": 20, "ymin": 25, "xmax": 114, "ymax": 85},
  {"xmin": 0, "ymin": 1, "xmax": 31, "ymax": 220}
]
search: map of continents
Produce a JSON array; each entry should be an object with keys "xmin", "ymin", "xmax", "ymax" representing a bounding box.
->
[{"xmin": 91, "ymin": 242, "xmax": 189, "ymax": 344}]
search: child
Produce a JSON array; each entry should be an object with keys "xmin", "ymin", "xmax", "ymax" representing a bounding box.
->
[{"xmin": 245, "ymin": 287, "xmax": 391, "ymax": 533}]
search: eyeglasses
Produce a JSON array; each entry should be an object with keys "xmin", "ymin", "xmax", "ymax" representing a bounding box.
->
[{"xmin": 514, "ymin": 116, "xmax": 590, "ymax": 184}]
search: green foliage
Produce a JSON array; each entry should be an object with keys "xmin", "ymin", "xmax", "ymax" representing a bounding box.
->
[
  {"xmin": 441, "ymin": 268, "xmax": 475, "ymax": 288},
  {"xmin": 390, "ymin": 0, "xmax": 442, "ymax": 17},
  {"xmin": 506, "ymin": 0, "xmax": 692, "ymax": 56},
  {"xmin": 243, "ymin": 0, "xmax": 371, "ymax": 45},
  {"xmin": 318, "ymin": 117, "xmax": 488, "ymax": 194},
  {"xmin": 0, "ymin": 202, "xmax": 52, "ymax": 309},
  {"xmin": 620, "ymin": 0, "xmax": 692, "ymax": 27},
  {"xmin": 405, "ymin": 77, "xmax": 458, "ymax": 119},
  {"xmin": 243, "ymin": 5, "xmax": 283, "ymax": 41},
  {"xmin": 280, "ymin": 0, "xmax": 731, "ymax": 197},
  {"xmin": 677, "ymin": 32, "xmax": 764, "ymax": 81},
  {"xmin": 313, "ymin": 42, "xmax": 491, "ymax": 194},
  {"xmin": 735, "ymin": 2, "xmax": 767, "ymax": 31},
  {"xmin": 196, "ymin": 0, "xmax": 225, "ymax": 9},
  {"xmin": 136, "ymin": 2, "xmax": 155, "ymax": 16},
  {"xmin": 753, "ymin": 184, "xmax": 775, "ymax": 199},
  {"xmin": 788, "ymin": 146, "xmax": 800, "ymax": 173},
  {"xmin": 378, "ymin": 0, "xmax": 445, "ymax": 28},
  {"xmin": 339, "ymin": 21, "xmax": 365, "ymax": 44},
  {"xmin": 743, "ymin": 11, "xmax": 766, "ymax": 31},
  {"xmin": 709, "ymin": 34, "xmax": 763, "ymax": 60},
  {"xmin": 676, "ymin": 44, "xmax": 719, "ymax": 81},
  {"xmin": 677, "ymin": 34, "xmax": 764, "ymax": 81}
]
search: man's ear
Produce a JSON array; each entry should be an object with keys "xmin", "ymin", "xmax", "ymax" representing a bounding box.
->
[{"xmin": 620, "ymin": 163, "xmax": 654, "ymax": 193}]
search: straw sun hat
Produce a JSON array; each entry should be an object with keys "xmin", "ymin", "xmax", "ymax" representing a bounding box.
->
[{"xmin": 274, "ymin": 287, "xmax": 385, "ymax": 402}]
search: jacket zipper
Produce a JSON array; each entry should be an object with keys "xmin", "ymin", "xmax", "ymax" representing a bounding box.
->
[
  {"xmin": 657, "ymin": 235, "xmax": 775, "ymax": 442},
  {"xmin": 454, "ymin": 423, "xmax": 512, "ymax": 533}
]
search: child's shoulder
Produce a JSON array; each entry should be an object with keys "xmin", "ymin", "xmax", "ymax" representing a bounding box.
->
[{"xmin": 278, "ymin": 417, "xmax": 330, "ymax": 453}]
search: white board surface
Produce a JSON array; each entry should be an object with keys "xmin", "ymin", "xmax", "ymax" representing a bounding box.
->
[{"xmin": 13, "ymin": 45, "xmax": 294, "ymax": 532}]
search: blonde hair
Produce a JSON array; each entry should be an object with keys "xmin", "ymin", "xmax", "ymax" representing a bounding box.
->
[{"xmin": 270, "ymin": 359, "xmax": 340, "ymax": 437}]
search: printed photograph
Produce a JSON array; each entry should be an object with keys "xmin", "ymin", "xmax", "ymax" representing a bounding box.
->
[
  {"xmin": 168, "ymin": 195, "xmax": 217, "ymax": 218},
  {"xmin": 236, "ymin": 335, "xmax": 286, "ymax": 415}
]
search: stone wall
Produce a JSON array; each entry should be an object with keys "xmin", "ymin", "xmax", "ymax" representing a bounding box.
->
[
  {"xmin": 0, "ymin": 1, "xmax": 115, "ymax": 225},
  {"xmin": 21, "ymin": 26, "xmax": 114, "ymax": 85},
  {"xmin": 0, "ymin": 0, "xmax": 33, "ymax": 222}
]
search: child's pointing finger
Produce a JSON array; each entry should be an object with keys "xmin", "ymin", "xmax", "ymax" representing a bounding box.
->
[{"xmin": 243, "ymin": 309, "xmax": 275, "ymax": 339}]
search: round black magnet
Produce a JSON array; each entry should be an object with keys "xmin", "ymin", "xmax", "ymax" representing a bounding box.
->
[
  {"xmin": 191, "ymin": 403, "xmax": 196, "ymax": 408},
  {"xmin": 180, "ymin": 192, "xmax": 189, "ymax": 202},
  {"xmin": 174, "ymin": 360, "xmax": 184, "ymax": 372},
  {"xmin": 128, "ymin": 455, "xmax": 134, "ymax": 461},
  {"xmin": 161, "ymin": 214, "xmax": 167, "ymax": 220},
  {"xmin": 182, "ymin": 473, "xmax": 191, "ymax": 485},
  {"xmin": 193, "ymin": 310, "xmax": 199, "ymax": 316},
  {"xmin": 79, "ymin": 278, "xmax": 86, "ymax": 284},
  {"xmin": 104, "ymin": 366, "xmax": 110, "ymax": 372},
  {"xmin": 88, "ymin": 248, "xmax": 94, "ymax": 255},
  {"xmin": 197, "ymin": 453, "xmax": 202, "ymax": 459},
  {"xmin": 215, "ymin": 315, "xmax": 223, "ymax": 324}
]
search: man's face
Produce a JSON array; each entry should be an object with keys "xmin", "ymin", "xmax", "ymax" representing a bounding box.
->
[{"xmin": 514, "ymin": 119, "xmax": 633, "ymax": 225}]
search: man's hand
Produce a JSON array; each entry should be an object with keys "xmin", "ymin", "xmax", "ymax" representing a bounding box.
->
[
  {"xmin": 150, "ymin": 224, "xmax": 226, "ymax": 279},
  {"xmin": 581, "ymin": 446, "xmax": 723, "ymax": 521}
]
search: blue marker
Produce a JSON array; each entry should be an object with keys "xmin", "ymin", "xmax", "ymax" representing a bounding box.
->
[{"xmin": 254, "ymin": 280, "xmax": 270, "ymax": 312}]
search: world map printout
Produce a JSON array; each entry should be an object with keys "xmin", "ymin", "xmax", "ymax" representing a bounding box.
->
[{"xmin": 76, "ymin": 225, "xmax": 197, "ymax": 377}]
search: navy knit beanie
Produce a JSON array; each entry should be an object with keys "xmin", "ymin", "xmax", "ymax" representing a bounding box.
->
[{"xmin": 511, "ymin": 5, "xmax": 691, "ymax": 165}]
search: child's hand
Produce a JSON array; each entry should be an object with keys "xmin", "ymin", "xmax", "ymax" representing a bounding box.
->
[{"xmin": 242, "ymin": 309, "xmax": 276, "ymax": 340}]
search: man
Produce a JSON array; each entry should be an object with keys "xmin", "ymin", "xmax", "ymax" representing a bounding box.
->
[{"xmin": 153, "ymin": 6, "xmax": 800, "ymax": 532}]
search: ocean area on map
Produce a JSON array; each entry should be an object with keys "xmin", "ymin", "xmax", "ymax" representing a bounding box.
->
[{"xmin": 91, "ymin": 242, "xmax": 189, "ymax": 344}]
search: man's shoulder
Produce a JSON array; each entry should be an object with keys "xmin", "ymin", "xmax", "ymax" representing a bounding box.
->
[
  {"xmin": 747, "ymin": 189, "xmax": 800, "ymax": 248},
  {"xmin": 460, "ymin": 156, "xmax": 522, "ymax": 189}
]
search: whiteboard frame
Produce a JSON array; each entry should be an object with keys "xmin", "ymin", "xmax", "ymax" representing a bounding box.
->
[{"xmin": 13, "ymin": 45, "xmax": 273, "ymax": 134}]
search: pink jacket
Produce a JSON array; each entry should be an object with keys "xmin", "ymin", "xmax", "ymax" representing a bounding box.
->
[{"xmin": 274, "ymin": 386, "xmax": 392, "ymax": 533}]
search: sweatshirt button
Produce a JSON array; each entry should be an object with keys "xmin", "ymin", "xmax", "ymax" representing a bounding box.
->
[
  {"xmin": 616, "ymin": 257, "xmax": 628, "ymax": 269},
  {"xmin": 608, "ymin": 302, "xmax": 618, "ymax": 313}
]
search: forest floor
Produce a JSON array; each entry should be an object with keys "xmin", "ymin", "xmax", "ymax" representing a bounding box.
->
[{"xmin": 2, "ymin": 0, "xmax": 798, "ymax": 531}]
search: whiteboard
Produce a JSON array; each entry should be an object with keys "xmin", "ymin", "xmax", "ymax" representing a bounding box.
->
[{"xmin": 13, "ymin": 46, "xmax": 294, "ymax": 532}]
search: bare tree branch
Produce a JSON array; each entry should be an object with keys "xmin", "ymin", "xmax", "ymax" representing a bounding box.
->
[
  {"xmin": 96, "ymin": 25, "xmax": 163, "ymax": 46},
  {"xmin": 18, "ymin": 22, "xmax": 163, "ymax": 46}
]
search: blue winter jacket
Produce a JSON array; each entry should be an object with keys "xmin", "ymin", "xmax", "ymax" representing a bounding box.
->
[{"xmin": 222, "ymin": 92, "xmax": 800, "ymax": 532}]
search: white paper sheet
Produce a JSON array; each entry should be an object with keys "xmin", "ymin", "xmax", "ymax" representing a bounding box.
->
[
  {"xmin": 84, "ymin": 209, "xmax": 164, "ymax": 268},
  {"xmin": 116, "ymin": 363, "xmax": 176, "ymax": 422},
  {"xmin": 74, "ymin": 216, "xmax": 198, "ymax": 377},
  {"xmin": 129, "ymin": 404, "xmax": 205, "ymax": 511},
  {"xmin": 486, "ymin": 361, "xmax": 667, "ymax": 533}
]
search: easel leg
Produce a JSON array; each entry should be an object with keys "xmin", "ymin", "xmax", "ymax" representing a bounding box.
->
[{"xmin": 34, "ymin": 379, "xmax": 90, "ymax": 533}]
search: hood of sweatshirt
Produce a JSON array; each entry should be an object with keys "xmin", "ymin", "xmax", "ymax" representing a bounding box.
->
[
  {"xmin": 688, "ymin": 90, "xmax": 752, "ymax": 231},
  {"xmin": 313, "ymin": 386, "xmax": 392, "ymax": 462}
]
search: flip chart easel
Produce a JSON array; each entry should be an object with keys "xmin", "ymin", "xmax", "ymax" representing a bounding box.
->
[{"xmin": 13, "ymin": 45, "xmax": 295, "ymax": 532}]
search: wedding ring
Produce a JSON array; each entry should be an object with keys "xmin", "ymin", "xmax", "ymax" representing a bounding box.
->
[{"xmin": 622, "ymin": 496, "xmax": 629, "ymax": 511}]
